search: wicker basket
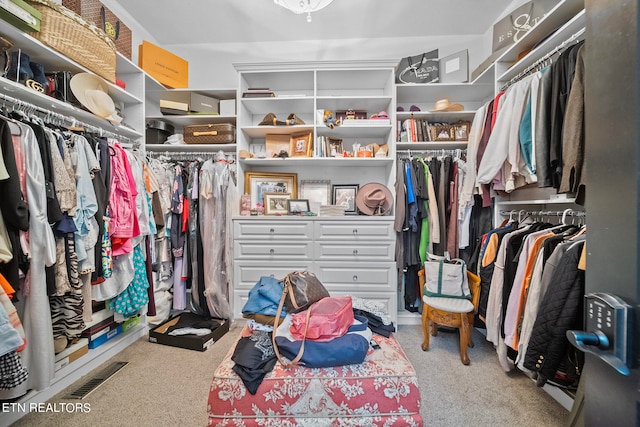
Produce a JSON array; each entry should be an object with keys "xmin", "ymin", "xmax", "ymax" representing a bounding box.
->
[{"xmin": 25, "ymin": 0, "xmax": 116, "ymax": 83}]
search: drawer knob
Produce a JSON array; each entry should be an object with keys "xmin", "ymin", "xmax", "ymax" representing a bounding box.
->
[
  {"xmin": 269, "ymin": 248, "xmax": 275, "ymax": 254},
  {"xmin": 353, "ymin": 275, "xmax": 358, "ymax": 281},
  {"xmin": 352, "ymin": 229, "xmax": 358, "ymax": 234},
  {"xmin": 269, "ymin": 228, "xmax": 275, "ymax": 233},
  {"xmin": 353, "ymin": 249, "xmax": 358, "ymax": 255}
]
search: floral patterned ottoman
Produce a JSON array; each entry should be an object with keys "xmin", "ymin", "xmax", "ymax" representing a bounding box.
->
[{"xmin": 207, "ymin": 328, "xmax": 423, "ymax": 426}]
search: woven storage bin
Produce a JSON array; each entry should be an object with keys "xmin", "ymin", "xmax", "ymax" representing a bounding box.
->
[{"xmin": 25, "ymin": 0, "xmax": 116, "ymax": 83}]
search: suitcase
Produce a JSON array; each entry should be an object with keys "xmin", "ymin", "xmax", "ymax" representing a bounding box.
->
[{"xmin": 183, "ymin": 123, "xmax": 235, "ymax": 144}]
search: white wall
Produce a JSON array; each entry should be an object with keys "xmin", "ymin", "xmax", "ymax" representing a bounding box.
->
[
  {"xmin": 173, "ymin": 35, "xmax": 484, "ymax": 89},
  {"xmin": 101, "ymin": 0, "xmax": 502, "ymax": 89}
]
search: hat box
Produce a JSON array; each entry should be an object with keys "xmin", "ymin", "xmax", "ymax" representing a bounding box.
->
[{"xmin": 146, "ymin": 120, "xmax": 175, "ymax": 144}]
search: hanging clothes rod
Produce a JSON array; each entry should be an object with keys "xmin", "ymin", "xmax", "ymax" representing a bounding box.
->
[
  {"xmin": 0, "ymin": 92, "xmax": 137, "ymax": 145},
  {"xmin": 500, "ymin": 27, "xmax": 586, "ymax": 92},
  {"xmin": 147, "ymin": 150, "xmax": 236, "ymax": 162},
  {"xmin": 499, "ymin": 208, "xmax": 586, "ymax": 222},
  {"xmin": 397, "ymin": 148, "xmax": 467, "ymax": 159}
]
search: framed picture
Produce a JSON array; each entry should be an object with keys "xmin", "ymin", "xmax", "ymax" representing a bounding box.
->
[
  {"xmin": 244, "ymin": 171, "xmax": 298, "ymax": 209},
  {"xmin": 332, "ymin": 184, "xmax": 359, "ymax": 215},
  {"xmin": 300, "ymin": 180, "xmax": 331, "ymax": 209},
  {"xmin": 327, "ymin": 137, "xmax": 344, "ymax": 157},
  {"xmin": 264, "ymin": 192, "xmax": 291, "ymax": 215},
  {"xmin": 265, "ymin": 134, "xmax": 291, "ymax": 158},
  {"xmin": 289, "ymin": 131, "xmax": 313, "ymax": 157},
  {"xmin": 433, "ymin": 124, "xmax": 455, "ymax": 141},
  {"xmin": 288, "ymin": 199, "xmax": 310, "ymax": 215},
  {"xmin": 454, "ymin": 121, "xmax": 471, "ymax": 141}
]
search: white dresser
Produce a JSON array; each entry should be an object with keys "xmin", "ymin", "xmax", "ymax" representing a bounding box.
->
[{"xmin": 233, "ymin": 216, "xmax": 397, "ymax": 324}]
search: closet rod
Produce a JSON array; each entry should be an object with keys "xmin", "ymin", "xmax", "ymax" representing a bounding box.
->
[
  {"xmin": 499, "ymin": 27, "xmax": 586, "ymax": 92},
  {"xmin": 147, "ymin": 150, "xmax": 236, "ymax": 162},
  {"xmin": 397, "ymin": 148, "xmax": 466, "ymax": 159},
  {"xmin": 500, "ymin": 209, "xmax": 586, "ymax": 223},
  {"xmin": 0, "ymin": 92, "xmax": 137, "ymax": 145}
]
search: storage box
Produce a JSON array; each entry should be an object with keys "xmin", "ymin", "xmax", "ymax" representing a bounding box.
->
[
  {"xmin": 148, "ymin": 314, "xmax": 229, "ymax": 352},
  {"xmin": 146, "ymin": 120, "xmax": 175, "ymax": 144},
  {"xmin": 121, "ymin": 315, "xmax": 140, "ymax": 333},
  {"xmin": 81, "ymin": 314, "xmax": 115, "ymax": 341},
  {"xmin": 184, "ymin": 123, "xmax": 235, "ymax": 144},
  {"xmin": 25, "ymin": 0, "xmax": 116, "ymax": 82},
  {"xmin": 220, "ymin": 99, "xmax": 235, "ymax": 116},
  {"xmin": 139, "ymin": 40, "xmax": 188, "ymax": 89},
  {"xmin": 54, "ymin": 338, "xmax": 88, "ymax": 371},
  {"xmin": 0, "ymin": 0, "xmax": 42, "ymax": 32},
  {"xmin": 61, "ymin": 0, "xmax": 133, "ymax": 60},
  {"xmin": 88, "ymin": 324, "xmax": 122, "ymax": 349},
  {"xmin": 161, "ymin": 92, "xmax": 220, "ymax": 114}
]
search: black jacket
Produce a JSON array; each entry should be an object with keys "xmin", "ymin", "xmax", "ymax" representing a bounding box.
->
[{"xmin": 523, "ymin": 240, "xmax": 585, "ymax": 385}]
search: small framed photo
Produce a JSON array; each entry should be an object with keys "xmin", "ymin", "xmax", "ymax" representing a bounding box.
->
[
  {"xmin": 288, "ymin": 199, "xmax": 310, "ymax": 215},
  {"xmin": 264, "ymin": 192, "xmax": 291, "ymax": 215},
  {"xmin": 332, "ymin": 184, "xmax": 359, "ymax": 215},
  {"xmin": 433, "ymin": 124, "xmax": 455, "ymax": 141},
  {"xmin": 290, "ymin": 131, "xmax": 313, "ymax": 157},
  {"xmin": 454, "ymin": 121, "xmax": 470, "ymax": 141},
  {"xmin": 300, "ymin": 180, "xmax": 331, "ymax": 206},
  {"xmin": 327, "ymin": 137, "xmax": 344, "ymax": 157},
  {"xmin": 244, "ymin": 171, "xmax": 298, "ymax": 209}
]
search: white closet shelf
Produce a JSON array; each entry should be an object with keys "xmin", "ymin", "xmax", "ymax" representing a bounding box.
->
[
  {"xmin": 497, "ymin": 198, "xmax": 578, "ymax": 206},
  {"xmin": 396, "ymin": 111, "xmax": 477, "ymax": 122},
  {"xmin": 497, "ymin": 9, "xmax": 586, "ymax": 84},
  {"xmin": 395, "ymin": 82, "xmax": 494, "ymax": 105},
  {"xmin": 472, "ymin": 0, "xmax": 585, "ymax": 84},
  {"xmin": 240, "ymin": 97, "xmax": 315, "ymax": 115},
  {"xmin": 146, "ymin": 114, "xmax": 236, "ymax": 127},
  {"xmin": 239, "ymin": 157, "xmax": 393, "ymax": 167},
  {"xmin": 0, "ymin": 78, "xmax": 143, "ymax": 140},
  {"xmin": 396, "ymin": 142, "xmax": 468, "ymax": 151},
  {"xmin": 242, "ymin": 125, "xmax": 313, "ymax": 138},
  {"xmin": 315, "ymin": 125, "xmax": 392, "ymax": 139}
]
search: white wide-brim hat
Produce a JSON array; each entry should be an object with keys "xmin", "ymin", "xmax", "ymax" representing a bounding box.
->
[{"xmin": 70, "ymin": 73, "xmax": 122, "ymax": 124}]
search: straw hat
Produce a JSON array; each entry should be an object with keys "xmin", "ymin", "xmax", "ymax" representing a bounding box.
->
[
  {"xmin": 70, "ymin": 73, "xmax": 122, "ymax": 124},
  {"xmin": 355, "ymin": 182, "xmax": 393, "ymax": 216},
  {"xmin": 431, "ymin": 99, "xmax": 464, "ymax": 112}
]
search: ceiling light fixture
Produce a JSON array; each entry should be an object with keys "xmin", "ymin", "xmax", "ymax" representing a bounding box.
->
[{"xmin": 274, "ymin": 0, "xmax": 334, "ymax": 22}]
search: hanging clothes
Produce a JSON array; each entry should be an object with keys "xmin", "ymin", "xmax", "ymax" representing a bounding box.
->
[
  {"xmin": 523, "ymin": 239, "xmax": 585, "ymax": 387},
  {"xmin": 199, "ymin": 159, "xmax": 232, "ymax": 319},
  {"xmin": 0, "ymin": 119, "xmax": 29, "ymax": 295},
  {"xmin": 0, "ymin": 120, "xmax": 56, "ymax": 400}
]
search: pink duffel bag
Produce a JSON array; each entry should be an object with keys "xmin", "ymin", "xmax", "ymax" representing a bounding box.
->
[{"xmin": 290, "ymin": 296, "xmax": 354, "ymax": 342}]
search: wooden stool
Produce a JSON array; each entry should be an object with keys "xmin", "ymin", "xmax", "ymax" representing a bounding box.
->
[{"xmin": 419, "ymin": 269, "xmax": 481, "ymax": 365}]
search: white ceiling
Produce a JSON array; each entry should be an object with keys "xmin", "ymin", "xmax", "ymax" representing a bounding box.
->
[{"xmin": 109, "ymin": 0, "xmax": 515, "ymax": 46}]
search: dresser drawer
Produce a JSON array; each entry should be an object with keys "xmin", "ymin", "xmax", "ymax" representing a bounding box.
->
[
  {"xmin": 234, "ymin": 261, "xmax": 314, "ymax": 290},
  {"xmin": 234, "ymin": 241, "xmax": 312, "ymax": 260},
  {"xmin": 314, "ymin": 241, "xmax": 394, "ymax": 260},
  {"xmin": 234, "ymin": 220, "xmax": 313, "ymax": 240},
  {"xmin": 315, "ymin": 221, "xmax": 394, "ymax": 241},
  {"xmin": 316, "ymin": 262, "xmax": 395, "ymax": 292},
  {"xmin": 232, "ymin": 290, "xmax": 250, "ymax": 320}
]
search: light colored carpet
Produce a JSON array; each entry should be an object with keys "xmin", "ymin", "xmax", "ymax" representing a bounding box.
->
[{"xmin": 9, "ymin": 324, "xmax": 569, "ymax": 427}]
